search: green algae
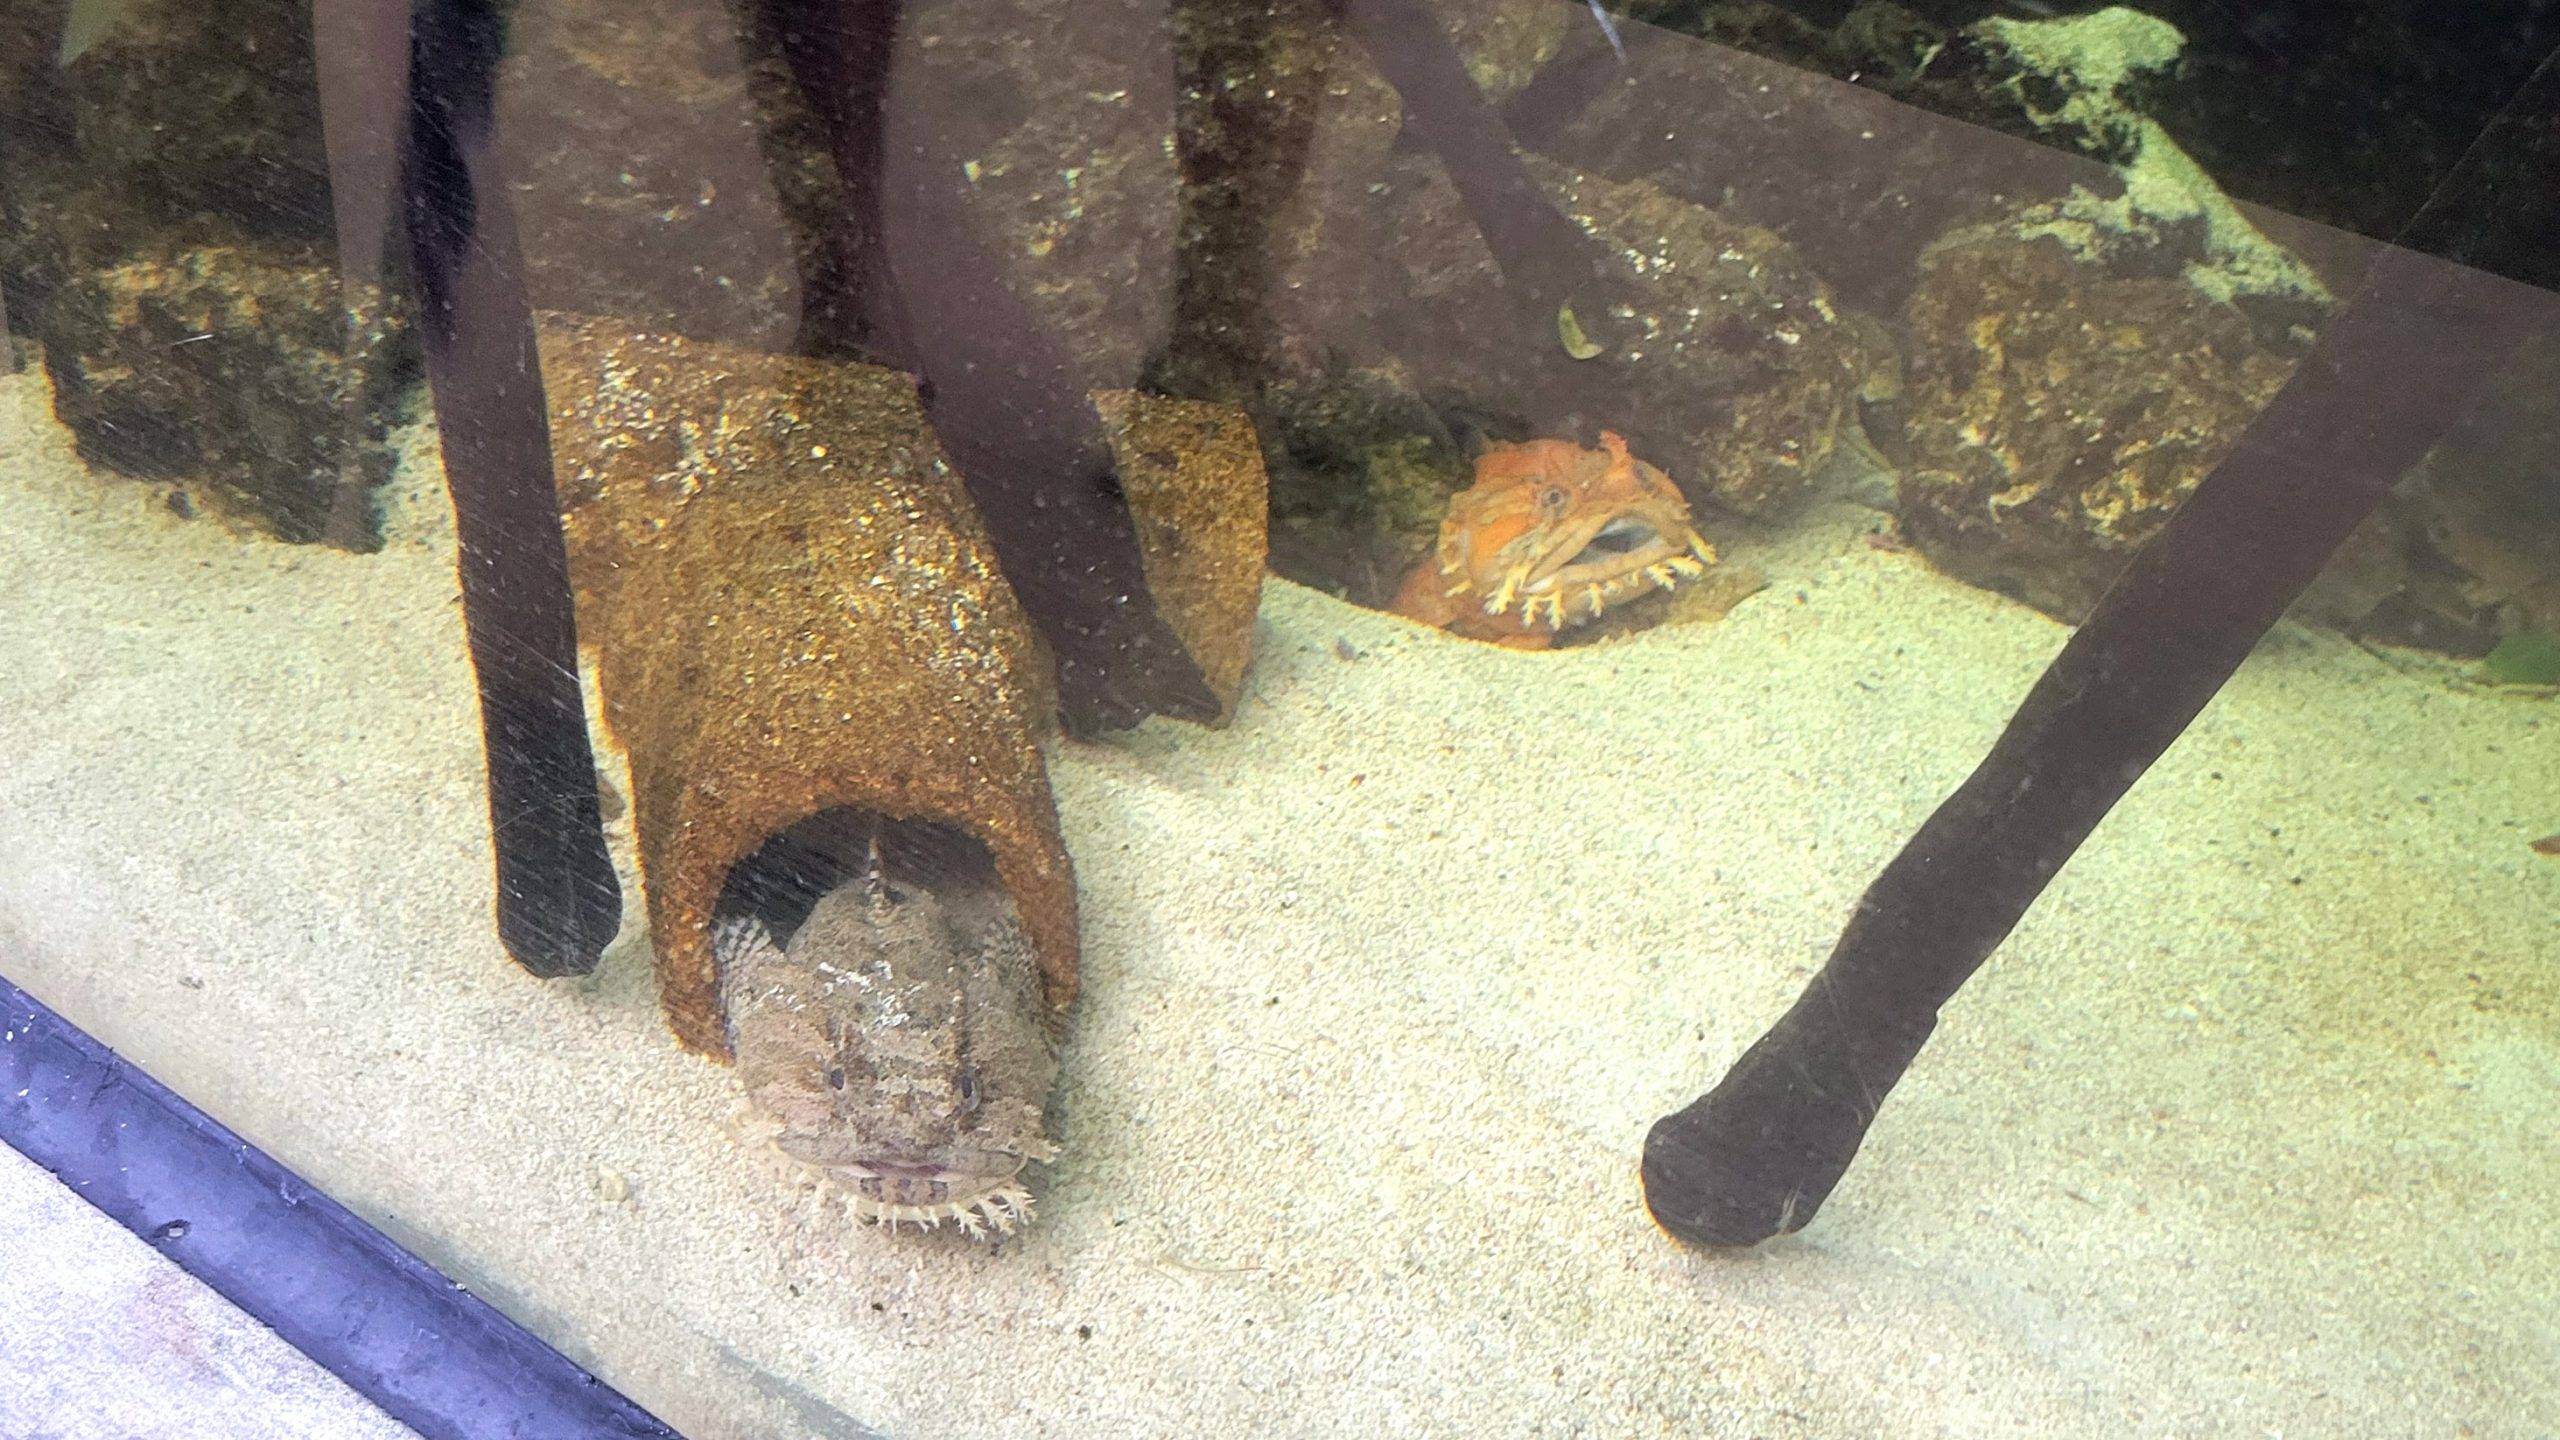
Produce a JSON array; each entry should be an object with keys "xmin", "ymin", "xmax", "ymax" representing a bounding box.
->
[
  {"xmin": 2483, "ymin": 630, "xmax": 2560, "ymax": 686},
  {"xmin": 1980, "ymin": 7, "xmax": 2330, "ymax": 307}
]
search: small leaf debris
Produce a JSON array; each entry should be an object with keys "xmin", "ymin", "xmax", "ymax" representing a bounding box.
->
[{"xmin": 1558, "ymin": 302, "xmax": 1604, "ymax": 360}]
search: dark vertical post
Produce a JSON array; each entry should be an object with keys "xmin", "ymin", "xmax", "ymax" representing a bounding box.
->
[{"xmin": 402, "ymin": 0, "xmax": 620, "ymax": 976}]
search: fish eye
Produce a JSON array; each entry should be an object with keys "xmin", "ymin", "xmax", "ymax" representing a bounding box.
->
[
  {"xmin": 1538, "ymin": 485, "xmax": 1568, "ymax": 512},
  {"xmin": 956, "ymin": 1070, "xmax": 980, "ymax": 1110}
]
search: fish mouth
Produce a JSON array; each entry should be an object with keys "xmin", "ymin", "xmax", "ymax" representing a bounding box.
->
[
  {"xmin": 829, "ymin": 1151, "xmax": 1038, "ymax": 1236},
  {"xmin": 1499, "ymin": 510, "xmax": 1716, "ymax": 630},
  {"xmin": 1540, "ymin": 514, "xmax": 1681, "ymax": 585}
]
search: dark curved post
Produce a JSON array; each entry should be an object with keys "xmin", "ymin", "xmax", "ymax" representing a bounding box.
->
[
  {"xmin": 1644, "ymin": 48, "xmax": 2560, "ymax": 1248},
  {"xmin": 399, "ymin": 0, "xmax": 621, "ymax": 976}
]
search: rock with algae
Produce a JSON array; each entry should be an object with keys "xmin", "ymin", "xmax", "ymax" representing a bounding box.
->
[
  {"xmin": 735, "ymin": 0, "xmax": 1252, "ymax": 385},
  {"xmin": 1516, "ymin": 0, "xmax": 2088, "ymax": 318},
  {"xmin": 1255, "ymin": 367, "xmax": 1472, "ymax": 607},
  {"xmin": 34, "ymin": 236, "xmax": 412, "ymax": 547},
  {"xmin": 1263, "ymin": 149, "xmax": 1875, "ymax": 520},
  {"xmin": 493, "ymin": 0, "xmax": 800, "ymax": 348},
  {"xmin": 538, "ymin": 315, "xmax": 1263, "ymax": 1052},
  {"xmin": 1966, "ymin": 7, "xmax": 2330, "ymax": 310},
  {"xmin": 3, "ymin": 0, "xmax": 334, "ymax": 247},
  {"xmin": 1150, "ymin": 0, "xmax": 1588, "ymax": 603},
  {"xmin": 1524, "ymin": 3, "xmax": 2349, "ymax": 318},
  {"xmin": 2, "ymin": 0, "xmax": 413, "ymax": 548},
  {"xmin": 1897, "ymin": 224, "xmax": 2306, "ymax": 622},
  {"xmin": 1158, "ymin": 9, "xmax": 1880, "ymax": 595}
]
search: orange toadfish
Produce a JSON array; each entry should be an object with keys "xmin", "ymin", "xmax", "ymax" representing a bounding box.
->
[{"xmin": 1391, "ymin": 431, "xmax": 1716, "ymax": 649}]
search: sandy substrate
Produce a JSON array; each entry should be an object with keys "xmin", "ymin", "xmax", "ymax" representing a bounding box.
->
[{"xmin": 2, "ymin": 368, "xmax": 2555, "ymax": 1439}]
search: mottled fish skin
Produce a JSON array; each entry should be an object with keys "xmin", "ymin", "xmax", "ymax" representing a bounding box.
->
[{"xmin": 717, "ymin": 872, "xmax": 1057, "ymax": 1236}]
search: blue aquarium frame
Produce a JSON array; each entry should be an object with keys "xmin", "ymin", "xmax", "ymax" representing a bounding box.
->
[{"xmin": 0, "ymin": 974, "xmax": 683, "ymax": 1440}]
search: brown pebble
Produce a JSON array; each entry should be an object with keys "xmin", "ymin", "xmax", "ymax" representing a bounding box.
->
[
  {"xmin": 2531, "ymin": 834, "xmax": 2560, "ymax": 857},
  {"xmin": 1663, "ymin": 563, "xmax": 1770, "ymax": 627}
]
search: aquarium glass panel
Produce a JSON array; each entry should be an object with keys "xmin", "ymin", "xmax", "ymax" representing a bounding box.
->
[{"xmin": 3, "ymin": 1, "xmax": 2554, "ymax": 1435}]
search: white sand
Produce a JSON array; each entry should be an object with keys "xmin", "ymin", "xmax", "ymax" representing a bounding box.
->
[{"xmin": 2, "ymin": 367, "xmax": 2555, "ymax": 1439}]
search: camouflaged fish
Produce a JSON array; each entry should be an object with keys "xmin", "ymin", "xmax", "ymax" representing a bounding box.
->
[{"xmin": 715, "ymin": 838, "xmax": 1058, "ymax": 1236}]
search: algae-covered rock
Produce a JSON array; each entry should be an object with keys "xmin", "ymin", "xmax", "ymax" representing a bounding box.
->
[
  {"xmin": 1517, "ymin": 2, "xmax": 2085, "ymax": 318},
  {"xmin": 1522, "ymin": 4, "xmax": 2353, "ymax": 316},
  {"xmin": 1958, "ymin": 8, "xmax": 2331, "ymax": 312},
  {"xmin": 885, "ymin": 0, "xmax": 1183, "ymax": 387},
  {"xmin": 1878, "ymin": 147, "xmax": 2543, "ymax": 653},
  {"xmin": 1542, "ymin": 165, "xmax": 1874, "ymax": 516},
  {"xmin": 1151, "ymin": 0, "xmax": 1606, "ymax": 605},
  {"xmin": 1150, "ymin": 2, "xmax": 1880, "ymax": 601},
  {"xmin": 495, "ymin": 0, "xmax": 800, "ymax": 348},
  {"xmin": 4, "ymin": 0, "xmax": 334, "ymax": 248},
  {"xmin": 1897, "ymin": 227, "xmax": 2303, "ymax": 621},
  {"xmin": 2071, "ymin": 0, "xmax": 2560, "ymax": 262},
  {"xmin": 1256, "ymin": 366, "xmax": 1470, "ymax": 606},
  {"xmin": 737, "ymin": 0, "xmax": 1198, "ymax": 384},
  {"xmin": 1860, "ymin": 10, "xmax": 2385, "ymax": 625},
  {"xmin": 1154, "ymin": 0, "xmax": 1572, "ymax": 396},
  {"xmin": 1266, "ymin": 151, "xmax": 1875, "ymax": 520},
  {"xmin": 35, "ymin": 237, "xmax": 412, "ymax": 547},
  {"xmin": 2, "ymin": 0, "xmax": 413, "ymax": 548}
]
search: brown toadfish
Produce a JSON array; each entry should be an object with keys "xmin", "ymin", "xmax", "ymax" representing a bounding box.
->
[
  {"xmin": 1391, "ymin": 431, "xmax": 1716, "ymax": 649},
  {"xmin": 715, "ymin": 835, "xmax": 1058, "ymax": 1236}
]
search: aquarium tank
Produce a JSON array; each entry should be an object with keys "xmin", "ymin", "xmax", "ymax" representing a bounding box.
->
[{"xmin": 1, "ymin": 0, "xmax": 2554, "ymax": 1436}]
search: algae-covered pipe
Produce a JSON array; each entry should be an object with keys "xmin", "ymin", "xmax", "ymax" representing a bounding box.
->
[
  {"xmin": 400, "ymin": 0, "xmax": 621, "ymax": 977},
  {"xmin": 1644, "ymin": 47, "xmax": 2560, "ymax": 1248}
]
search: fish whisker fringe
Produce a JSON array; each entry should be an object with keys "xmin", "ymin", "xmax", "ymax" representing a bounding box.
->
[{"xmin": 849, "ymin": 1183, "xmax": 1036, "ymax": 1238}]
